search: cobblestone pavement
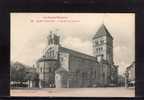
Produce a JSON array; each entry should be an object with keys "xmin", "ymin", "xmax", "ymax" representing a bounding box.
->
[{"xmin": 10, "ymin": 87, "xmax": 135, "ymax": 97}]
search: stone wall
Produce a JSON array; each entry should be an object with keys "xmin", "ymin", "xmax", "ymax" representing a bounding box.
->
[
  {"xmin": 68, "ymin": 54, "xmax": 100, "ymax": 87},
  {"xmin": 37, "ymin": 59, "xmax": 58, "ymax": 88}
]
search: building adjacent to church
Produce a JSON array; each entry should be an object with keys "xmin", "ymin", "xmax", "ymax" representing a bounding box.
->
[
  {"xmin": 36, "ymin": 24, "xmax": 118, "ymax": 88},
  {"xmin": 125, "ymin": 61, "xmax": 135, "ymax": 87}
]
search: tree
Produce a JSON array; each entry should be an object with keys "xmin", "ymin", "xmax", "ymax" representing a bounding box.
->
[
  {"xmin": 10, "ymin": 61, "xmax": 27, "ymax": 82},
  {"xmin": 10, "ymin": 63, "xmax": 17, "ymax": 81},
  {"xmin": 10, "ymin": 61, "xmax": 39, "ymax": 87}
]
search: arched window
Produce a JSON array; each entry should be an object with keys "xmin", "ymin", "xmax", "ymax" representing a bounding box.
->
[
  {"xmin": 96, "ymin": 48, "xmax": 99, "ymax": 53},
  {"xmin": 52, "ymin": 50, "xmax": 54, "ymax": 56},
  {"xmin": 95, "ymin": 70, "xmax": 96, "ymax": 78},
  {"xmin": 76, "ymin": 70, "xmax": 79, "ymax": 79},
  {"xmin": 49, "ymin": 67, "xmax": 52, "ymax": 72},
  {"xmin": 100, "ymin": 40, "xmax": 104, "ymax": 44},
  {"xmin": 82, "ymin": 72, "xmax": 85, "ymax": 80},
  {"xmin": 95, "ymin": 41, "xmax": 98, "ymax": 45},
  {"xmin": 101, "ymin": 47, "xmax": 103, "ymax": 51},
  {"xmin": 40, "ymin": 67, "xmax": 43, "ymax": 73}
]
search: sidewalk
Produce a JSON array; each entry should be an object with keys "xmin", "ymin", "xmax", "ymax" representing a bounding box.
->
[{"xmin": 10, "ymin": 87, "xmax": 135, "ymax": 97}]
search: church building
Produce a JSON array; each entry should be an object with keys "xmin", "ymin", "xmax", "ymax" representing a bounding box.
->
[{"xmin": 36, "ymin": 24, "xmax": 118, "ymax": 88}]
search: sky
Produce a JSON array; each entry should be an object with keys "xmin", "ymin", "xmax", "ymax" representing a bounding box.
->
[{"xmin": 11, "ymin": 13, "xmax": 135, "ymax": 75}]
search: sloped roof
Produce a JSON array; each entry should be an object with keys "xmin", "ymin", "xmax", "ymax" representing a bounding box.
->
[
  {"xmin": 60, "ymin": 47, "xmax": 97, "ymax": 62},
  {"xmin": 93, "ymin": 24, "xmax": 113, "ymax": 39},
  {"xmin": 55, "ymin": 67, "xmax": 67, "ymax": 73}
]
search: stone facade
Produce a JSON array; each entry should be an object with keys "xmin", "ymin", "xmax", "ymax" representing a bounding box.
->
[{"xmin": 36, "ymin": 24, "xmax": 118, "ymax": 88}]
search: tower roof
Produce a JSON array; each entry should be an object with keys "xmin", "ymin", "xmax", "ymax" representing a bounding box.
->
[{"xmin": 93, "ymin": 24, "xmax": 113, "ymax": 39}]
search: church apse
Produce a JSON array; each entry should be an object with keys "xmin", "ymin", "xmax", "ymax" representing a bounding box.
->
[{"xmin": 36, "ymin": 30, "xmax": 60, "ymax": 88}]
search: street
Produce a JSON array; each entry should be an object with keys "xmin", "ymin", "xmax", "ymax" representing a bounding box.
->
[{"xmin": 10, "ymin": 87, "xmax": 135, "ymax": 97}]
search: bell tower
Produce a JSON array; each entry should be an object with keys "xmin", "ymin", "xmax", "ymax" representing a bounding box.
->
[
  {"xmin": 92, "ymin": 24, "xmax": 113, "ymax": 64},
  {"xmin": 47, "ymin": 30, "xmax": 60, "ymax": 46},
  {"xmin": 45, "ymin": 30, "xmax": 60, "ymax": 59}
]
